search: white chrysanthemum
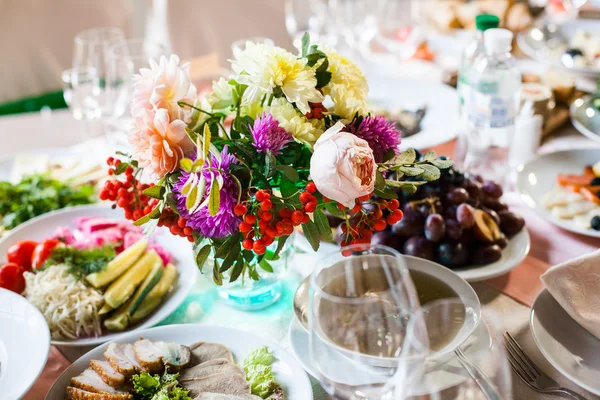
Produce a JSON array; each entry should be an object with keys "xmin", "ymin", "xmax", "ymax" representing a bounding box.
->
[
  {"xmin": 206, "ymin": 77, "xmax": 233, "ymax": 110},
  {"xmin": 131, "ymin": 55, "xmax": 197, "ymax": 121},
  {"xmin": 230, "ymin": 42, "xmax": 323, "ymax": 114},
  {"xmin": 322, "ymin": 50, "xmax": 369, "ymax": 119},
  {"xmin": 267, "ymin": 99, "xmax": 324, "ymax": 146}
]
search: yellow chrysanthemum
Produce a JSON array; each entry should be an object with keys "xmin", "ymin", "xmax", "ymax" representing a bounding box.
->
[
  {"xmin": 267, "ymin": 99, "xmax": 324, "ymax": 147},
  {"xmin": 323, "ymin": 51, "xmax": 369, "ymax": 119}
]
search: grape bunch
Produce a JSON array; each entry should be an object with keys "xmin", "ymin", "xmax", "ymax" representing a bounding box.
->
[{"xmin": 337, "ymin": 155, "xmax": 525, "ymax": 269}]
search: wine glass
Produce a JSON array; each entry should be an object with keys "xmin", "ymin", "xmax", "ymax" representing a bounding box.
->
[
  {"xmin": 73, "ymin": 27, "xmax": 125, "ymax": 119},
  {"xmin": 285, "ymin": 0, "xmax": 337, "ymax": 48},
  {"xmin": 308, "ymin": 243, "xmax": 427, "ymax": 399},
  {"xmin": 231, "ymin": 37, "xmax": 275, "ymax": 55},
  {"xmin": 413, "ymin": 300, "xmax": 512, "ymax": 400}
]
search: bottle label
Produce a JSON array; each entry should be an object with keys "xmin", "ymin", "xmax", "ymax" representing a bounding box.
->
[{"xmin": 466, "ymin": 89, "xmax": 516, "ymax": 129}]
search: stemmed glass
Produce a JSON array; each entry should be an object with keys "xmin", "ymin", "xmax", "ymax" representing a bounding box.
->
[
  {"xmin": 308, "ymin": 243, "xmax": 427, "ymax": 399},
  {"xmin": 285, "ymin": 0, "xmax": 337, "ymax": 48}
]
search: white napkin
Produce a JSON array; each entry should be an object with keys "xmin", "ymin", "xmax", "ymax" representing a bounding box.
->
[{"xmin": 541, "ymin": 249, "xmax": 600, "ymax": 340}]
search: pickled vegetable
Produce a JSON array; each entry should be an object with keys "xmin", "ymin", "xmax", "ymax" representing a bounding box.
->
[{"xmin": 86, "ymin": 238, "xmax": 148, "ymax": 288}]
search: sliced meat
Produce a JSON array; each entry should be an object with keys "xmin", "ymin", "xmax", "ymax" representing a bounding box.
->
[
  {"xmin": 134, "ymin": 338, "xmax": 192, "ymax": 372},
  {"xmin": 89, "ymin": 360, "xmax": 125, "ymax": 387},
  {"xmin": 180, "ymin": 361, "xmax": 244, "ymax": 382},
  {"xmin": 70, "ymin": 368, "xmax": 130, "ymax": 395},
  {"xmin": 194, "ymin": 394, "xmax": 262, "ymax": 400},
  {"xmin": 181, "ymin": 372, "xmax": 250, "ymax": 398},
  {"xmin": 104, "ymin": 343, "xmax": 143, "ymax": 376},
  {"xmin": 189, "ymin": 342, "xmax": 233, "ymax": 366},
  {"xmin": 66, "ymin": 386, "xmax": 132, "ymax": 400}
]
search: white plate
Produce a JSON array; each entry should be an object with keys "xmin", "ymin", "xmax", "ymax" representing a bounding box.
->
[
  {"xmin": 0, "ymin": 288, "xmax": 51, "ymax": 399},
  {"xmin": 0, "ymin": 204, "xmax": 198, "ymax": 346},
  {"xmin": 531, "ymin": 289, "xmax": 600, "ymax": 396},
  {"xmin": 294, "ymin": 228, "xmax": 530, "ymax": 282},
  {"xmin": 518, "ymin": 20, "xmax": 600, "ymax": 78},
  {"xmin": 46, "ymin": 324, "xmax": 313, "ymax": 400},
  {"xmin": 289, "ymin": 317, "xmax": 491, "ymax": 396},
  {"xmin": 515, "ymin": 149, "xmax": 600, "ymax": 238},
  {"xmin": 368, "ymin": 77, "xmax": 460, "ymax": 150},
  {"xmin": 571, "ymin": 95, "xmax": 600, "ymax": 144}
]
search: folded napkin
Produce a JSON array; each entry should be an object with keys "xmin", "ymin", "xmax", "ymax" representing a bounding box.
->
[{"xmin": 541, "ymin": 249, "xmax": 600, "ymax": 340}]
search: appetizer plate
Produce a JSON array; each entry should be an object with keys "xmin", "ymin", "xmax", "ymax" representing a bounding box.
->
[
  {"xmin": 515, "ymin": 149, "xmax": 600, "ymax": 238},
  {"xmin": 571, "ymin": 95, "xmax": 600, "ymax": 144},
  {"xmin": 518, "ymin": 19, "xmax": 600, "ymax": 78},
  {"xmin": 0, "ymin": 288, "xmax": 51, "ymax": 400},
  {"xmin": 46, "ymin": 324, "xmax": 313, "ymax": 400},
  {"xmin": 289, "ymin": 316, "xmax": 492, "ymax": 396},
  {"xmin": 368, "ymin": 77, "xmax": 460, "ymax": 150},
  {"xmin": 531, "ymin": 289, "xmax": 600, "ymax": 396},
  {"xmin": 0, "ymin": 204, "xmax": 198, "ymax": 346},
  {"xmin": 294, "ymin": 228, "xmax": 530, "ymax": 282}
]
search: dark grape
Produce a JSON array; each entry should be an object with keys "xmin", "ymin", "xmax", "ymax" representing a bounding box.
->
[
  {"xmin": 445, "ymin": 219, "xmax": 463, "ymax": 240},
  {"xmin": 425, "ymin": 213, "xmax": 446, "ymax": 242},
  {"xmin": 494, "ymin": 235, "xmax": 508, "ymax": 249},
  {"xmin": 403, "ymin": 236, "xmax": 436, "ymax": 261},
  {"xmin": 456, "ymin": 203, "xmax": 476, "ymax": 228},
  {"xmin": 472, "ymin": 174, "xmax": 484, "ymax": 183},
  {"xmin": 417, "ymin": 203, "xmax": 432, "ymax": 218},
  {"xmin": 464, "ymin": 179, "xmax": 482, "ymax": 200},
  {"xmin": 482, "ymin": 196, "xmax": 508, "ymax": 211},
  {"xmin": 498, "ymin": 211, "xmax": 525, "ymax": 236},
  {"xmin": 391, "ymin": 209, "xmax": 424, "ymax": 237},
  {"xmin": 447, "ymin": 187, "xmax": 470, "ymax": 205},
  {"xmin": 483, "ymin": 208, "xmax": 501, "ymax": 225},
  {"xmin": 482, "ymin": 181, "xmax": 503, "ymax": 198},
  {"xmin": 437, "ymin": 242, "xmax": 469, "ymax": 268},
  {"xmin": 592, "ymin": 216, "xmax": 600, "ymax": 231},
  {"xmin": 326, "ymin": 214, "xmax": 344, "ymax": 228},
  {"xmin": 444, "ymin": 205, "xmax": 458, "ymax": 220},
  {"xmin": 472, "ymin": 244, "xmax": 502, "ymax": 265},
  {"xmin": 372, "ymin": 231, "xmax": 405, "ymax": 250}
]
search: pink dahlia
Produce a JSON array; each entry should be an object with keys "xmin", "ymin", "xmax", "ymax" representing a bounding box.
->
[
  {"xmin": 347, "ymin": 115, "xmax": 401, "ymax": 162},
  {"xmin": 251, "ymin": 113, "xmax": 293, "ymax": 155},
  {"xmin": 173, "ymin": 147, "xmax": 240, "ymax": 239}
]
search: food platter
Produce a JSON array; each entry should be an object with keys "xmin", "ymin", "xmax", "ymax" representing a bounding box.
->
[
  {"xmin": 0, "ymin": 288, "xmax": 50, "ymax": 400},
  {"xmin": 516, "ymin": 149, "xmax": 600, "ymax": 238},
  {"xmin": 571, "ymin": 95, "xmax": 600, "ymax": 143},
  {"xmin": 46, "ymin": 324, "xmax": 313, "ymax": 400},
  {"xmin": 0, "ymin": 205, "xmax": 198, "ymax": 346}
]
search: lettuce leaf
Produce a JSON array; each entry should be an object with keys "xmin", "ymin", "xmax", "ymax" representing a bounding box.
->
[{"xmin": 242, "ymin": 346, "xmax": 282, "ymax": 399}]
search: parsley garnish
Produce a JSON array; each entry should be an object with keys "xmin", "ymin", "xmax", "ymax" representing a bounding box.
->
[{"xmin": 43, "ymin": 245, "xmax": 115, "ymax": 279}]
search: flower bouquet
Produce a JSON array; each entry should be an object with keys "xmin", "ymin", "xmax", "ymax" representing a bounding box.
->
[{"xmin": 100, "ymin": 34, "xmax": 452, "ymax": 284}]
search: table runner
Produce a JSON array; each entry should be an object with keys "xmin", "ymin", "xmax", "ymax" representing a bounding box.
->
[{"xmin": 22, "ymin": 140, "xmax": 600, "ymax": 399}]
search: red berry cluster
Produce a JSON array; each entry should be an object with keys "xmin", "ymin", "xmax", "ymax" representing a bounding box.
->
[
  {"xmin": 339, "ymin": 197, "xmax": 403, "ymax": 254},
  {"xmin": 100, "ymin": 157, "xmax": 158, "ymax": 221},
  {"xmin": 234, "ymin": 184, "xmax": 319, "ymax": 255},
  {"xmin": 157, "ymin": 209, "xmax": 195, "ymax": 243}
]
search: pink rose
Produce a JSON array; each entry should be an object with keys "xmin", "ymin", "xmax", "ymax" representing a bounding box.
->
[{"xmin": 309, "ymin": 122, "xmax": 377, "ymax": 207}]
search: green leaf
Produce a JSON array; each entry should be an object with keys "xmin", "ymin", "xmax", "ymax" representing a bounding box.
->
[
  {"xmin": 430, "ymin": 159, "xmax": 454, "ymax": 169},
  {"xmin": 142, "ymin": 185, "xmax": 165, "ymax": 200},
  {"xmin": 195, "ymin": 244, "xmax": 212, "ymax": 271},
  {"xmin": 114, "ymin": 162, "xmax": 129, "ymax": 175},
  {"xmin": 203, "ymin": 124, "xmax": 211, "ymax": 159},
  {"xmin": 229, "ymin": 256, "xmax": 245, "ymax": 283},
  {"xmin": 422, "ymin": 150, "xmax": 437, "ymax": 162},
  {"xmin": 419, "ymin": 164, "xmax": 441, "ymax": 181},
  {"xmin": 279, "ymin": 175, "xmax": 297, "ymax": 198},
  {"xmin": 313, "ymin": 208, "xmax": 333, "ymax": 242},
  {"xmin": 213, "ymin": 260, "xmax": 223, "ymax": 285},
  {"xmin": 192, "ymin": 158, "xmax": 205, "ymax": 170},
  {"xmin": 272, "ymin": 235, "xmax": 289, "ymax": 260},
  {"xmin": 324, "ymin": 201, "xmax": 346, "ymax": 218},
  {"xmin": 185, "ymin": 184, "xmax": 198, "ymax": 212},
  {"xmin": 315, "ymin": 70, "xmax": 332, "ymax": 88},
  {"xmin": 248, "ymin": 264, "xmax": 259, "ymax": 281},
  {"xmin": 215, "ymin": 232, "xmax": 242, "ymax": 259},
  {"xmin": 208, "ymin": 178, "xmax": 220, "ymax": 216},
  {"xmin": 276, "ymin": 165, "xmax": 299, "ymax": 182},
  {"xmin": 402, "ymin": 184, "xmax": 418, "ymax": 195},
  {"xmin": 374, "ymin": 187, "xmax": 398, "ymax": 199},
  {"xmin": 301, "ymin": 220, "xmax": 320, "ymax": 252},
  {"xmin": 395, "ymin": 148, "xmax": 416, "ymax": 164},
  {"xmin": 220, "ymin": 243, "xmax": 241, "ymax": 273},
  {"xmin": 133, "ymin": 204, "xmax": 162, "ymax": 226},
  {"xmin": 301, "ymin": 32, "xmax": 310, "ymax": 57},
  {"xmin": 385, "ymin": 179, "xmax": 426, "ymax": 188},
  {"xmin": 180, "ymin": 158, "xmax": 193, "ymax": 173},
  {"xmin": 398, "ymin": 166, "xmax": 424, "ymax": 176},
  {"xmin": 382, "ymin": 148, "xmax": 397, "ymax": 163},
  {"xmin": 375, "ymin": 170, "xmax": 386, "ymax": 190},
  {"xmin": 258, "ymin": 258, "xmax": 273, "ymax": 273}
]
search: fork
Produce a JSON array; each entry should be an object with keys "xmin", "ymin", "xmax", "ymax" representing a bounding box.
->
[
  {"xmin": 455, "ymin": 347, "xmax": 504, "ymax": 400},
  {"xmin": 504, "ymin": 332, "xmax": 587, "ymax": 400}
]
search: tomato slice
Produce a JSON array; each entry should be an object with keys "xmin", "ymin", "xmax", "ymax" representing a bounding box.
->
[
  {"xmin": 0, "ymin": 263, "xmax": 26, "ymax": 293},
  {"xmin": 6, "ymin": 240, "xmax": 38, "ymax": 270},
  {"xmin": 31, "ymin": 239, "xmax": 64, "ymax": 269}
]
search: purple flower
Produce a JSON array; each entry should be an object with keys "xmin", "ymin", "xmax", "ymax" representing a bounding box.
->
[
  {"xmin": 347, "ymin": 116, "xmax": 401, "ymax": 162},
  {"xmin": 251, "ymin": 113, "xmax": 293, "ymax": 155},
  {"xmin": 173, "ymin": 146, "xmax": 240, "ymax": 239}
]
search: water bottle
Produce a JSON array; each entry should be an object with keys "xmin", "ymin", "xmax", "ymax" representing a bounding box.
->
[
  {"xmin": 463, "ymin": 28, "xmax": 521, "ymax": 184},
  {"xmin": 455, "ymin": 14, "xmax": 499, "ymax": 169}
]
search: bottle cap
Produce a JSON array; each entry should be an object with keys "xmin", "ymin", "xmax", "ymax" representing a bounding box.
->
[
  {"xmin": 475, "ymin": 14, "xmax": 500, "ymax": 31},
  {"xmin": 484, "ymin": 28, "xmax": 513, "ymax": 54}
]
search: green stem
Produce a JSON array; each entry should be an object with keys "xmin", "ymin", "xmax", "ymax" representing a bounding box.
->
[{"xmin": 178, "ymin": 101, "xmax": 214, "ymax": 117}]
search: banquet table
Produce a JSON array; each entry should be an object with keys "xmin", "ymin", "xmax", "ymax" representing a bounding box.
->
[{"xmin": 2, "ymin": 109, "xmax": 600, "ymax": 400}]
